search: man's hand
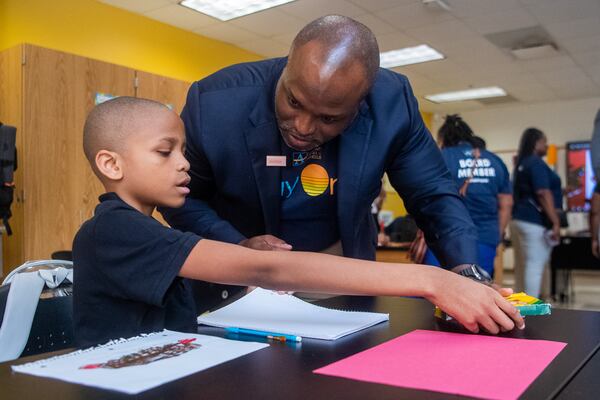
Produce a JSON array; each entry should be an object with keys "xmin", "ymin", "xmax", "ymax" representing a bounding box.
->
[
  {"xmin": 428, "ymin": 271, "xmax": 525, "ymax": 334},
  {"xmin": 593, "ymin": 239, "xmax": 600, "ymax": 259},
  {"xmin": 239, "ymin": 235, "xmax": 292, "ymax": 251}
]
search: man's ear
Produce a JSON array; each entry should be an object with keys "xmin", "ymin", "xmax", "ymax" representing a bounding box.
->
[{"xmin": 95, "ymin": 150, "xmax": 123, "ymax": 181}]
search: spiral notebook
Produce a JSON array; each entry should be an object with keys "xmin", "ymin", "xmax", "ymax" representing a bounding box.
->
[
  {"xmin": 198, "ymin": 288, "xmax": 389, "ymax": 340},
  {"xmin": 12, "ymin": 330, "xmax": 268, "ymax": 394}
]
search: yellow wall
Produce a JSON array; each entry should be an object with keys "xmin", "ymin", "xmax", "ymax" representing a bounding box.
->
[
  {"xmin": 381, "ymin": 110, "xmax": 433, "ymax": 219},
  {"xmin": 0, "ymin": 0, "xmax": 262, "ymax": 82}
]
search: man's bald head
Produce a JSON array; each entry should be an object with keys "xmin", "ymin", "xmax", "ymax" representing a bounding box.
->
[
  {"xmin": 83, "ymin": 96, "xmax": 169, "ymax": 176},
  {"xmin": 290, "ymin": 15, "xmax": 380, "ymax": 89}
]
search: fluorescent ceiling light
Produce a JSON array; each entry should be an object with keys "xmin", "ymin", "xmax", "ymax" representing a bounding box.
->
[
  {"xmin": 425, "ymin": 87, "xmax": 507, "ymax": 103},
  {"xmin": 180, "ymin": 0, "xmax": 296, "ymax": 21},
  {"xmin": 380, "ymin": 45, "xmax": 445, "ymax": 68}
]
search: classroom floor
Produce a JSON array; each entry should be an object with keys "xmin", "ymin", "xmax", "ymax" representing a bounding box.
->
[{"xmin": 502, "ymin": 270, "xmax": 600, "ymax": 312}]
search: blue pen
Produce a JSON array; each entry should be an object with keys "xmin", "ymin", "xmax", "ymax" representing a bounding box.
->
[{"xmin": 225, "ymin": 327, "xmax": 302, "ymax": 342}]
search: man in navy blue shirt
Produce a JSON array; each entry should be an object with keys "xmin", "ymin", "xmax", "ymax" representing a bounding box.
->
[{"xmin": 162, "ymin": 15, "xmax": 486, "ymax": 305}]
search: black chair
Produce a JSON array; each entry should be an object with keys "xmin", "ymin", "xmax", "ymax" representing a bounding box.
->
[
  {"xmin": 51, "ymin": 250, "xmax": 73, "ymax": 261},
  {"xmin": 0, "ymin": 261, "xmax": 75, "ymax": 360}
]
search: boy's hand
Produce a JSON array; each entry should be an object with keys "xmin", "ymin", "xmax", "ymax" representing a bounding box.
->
[
  {"xmin": 239, "ymin": 235, "xmax": 292, "ymax": 251},
  {"xmin": 429, "ymin": 271, "xmax": 525, "ymax": 334}
]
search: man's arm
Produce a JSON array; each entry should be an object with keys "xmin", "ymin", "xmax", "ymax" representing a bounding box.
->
[
  {"xmin": 387, "ymin": 77, "xmax": 478, "ymax": 269},
  {"xmin": 180, "ymin": 239, "xmax": 524, "ymax": 334}
]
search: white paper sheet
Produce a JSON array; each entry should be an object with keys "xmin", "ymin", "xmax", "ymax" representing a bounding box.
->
[
  {"xmin": 198, "ymin": 288, "xmax": 389, "ymax": 340},
  {"xmin": 12, "ymin": 330, "xmax": 268, "ymax": 394}
]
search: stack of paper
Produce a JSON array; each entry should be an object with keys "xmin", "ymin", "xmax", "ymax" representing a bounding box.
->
[
  {"xmin": 12, "ymin": 330, "xmax": 268, "ymax": 394},
  {"xmin": 198, "ymin": 288, "xmax": 389, "ymax": 340}
]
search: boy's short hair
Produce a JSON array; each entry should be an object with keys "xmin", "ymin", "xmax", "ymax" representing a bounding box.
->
[{"xmin": 82, "ymin": 96, "xmax": 168, "ymax": 177}]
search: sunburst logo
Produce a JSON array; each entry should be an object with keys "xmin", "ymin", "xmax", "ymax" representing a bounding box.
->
[{"xmin": 301, "ymin": 164, "xmax": 330, "ymax": 196}]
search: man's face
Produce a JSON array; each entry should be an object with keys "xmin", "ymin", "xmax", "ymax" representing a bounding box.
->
[
  {"xmin": 119, "ymin": 110, "xmax": 191, "ymax": 213},
  {"xmin": 274, "ymin": 42, "xmax": 369, "ymax": 151}
]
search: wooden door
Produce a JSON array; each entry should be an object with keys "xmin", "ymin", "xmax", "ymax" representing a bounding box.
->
[
  {"xmin": 135, "ymin": 71, "xmax": 191, "ymax": 225},
  {"xmin": 135, "ymin": 71, "xmax": 190, "ymax": 115},
  {"xmin": 22, "ymin": 45, "xmax": 135, "ymax": 261},
  {"xmin": 0, "ymin": 46, "xmax": 24, "ymax": 274}
]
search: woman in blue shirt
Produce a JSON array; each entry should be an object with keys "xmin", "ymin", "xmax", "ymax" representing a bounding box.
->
[
  {"xmin": 511, "ymin": 128, "xmax": 562, "ymax": 298},
  {"xmin": 421, "ymin": 115, "xmax": 513, "ymax": 278}
]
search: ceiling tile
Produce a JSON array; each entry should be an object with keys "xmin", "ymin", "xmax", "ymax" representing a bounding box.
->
[
  {"xmin": 99, "ymin": 0, "xmax": 173, "ymax": 14},
  {"xmin": 462, "ymin": 9, "xmax": 538, "ymax": 35},
  {"xmin": 229, "ymin": 9, "xmax": 305, "ymax": 37},
  {"xmin": 442, "ymin": 41, "xmax": 514, "ymax": 68},
  {"xmin": 501, "ymin": 82, "xmax": 557, "ymax": 102},
  {"xmin": 352, "ymin": 13, "xmax": 397, "ymax": 35},
  {"xmin": 409, "ymin": 19, "xmax": 477, "ymax": 48},
  {"xmin": 523, "ymin": 0, "xmax": 600, "ymax": 24},
  {"xmin": 535, "ymin": 66, "xmax": 591, "ymax": 85},
  {"xmin": 194, "ymin": 23, "xmax": 263, "ymax": 44},
  {"xmin": 549, "ymin": 79, "xmax": 600, "ymax": 100},
  {"xmin": 278, "ymin": 0, "xmax": 364, "ymax": 20},
  {"xmin": 144, "ymin": 4, "xmax": 219, "ymax": 30},
  {"xmin": 347, "ymin": 0, "xmax": 419, "ymax": 13},
  {"xmin": 558, "ymin": 34, "xmax": 600, "ymax": 55},
  {"xmin": 375, "ymin": 2, "xmax": 455, "ymax": 30},
  {"xmin": 545, "ymin": 17, "xmax": 600, "ymax": 41},
  {"xmin": 515, "ymin": 54, "xmax": 578, "ymax": 73},
  {"xmin": 446, "ymin": 0, "xmax": 523, "ymax": 18},
  {"xmin": 375, "ymin": 31, "xmax": 420, "ymax": 52},
  {"xmin": 571, "ymin": 49, "xmax": 600, "ymax": 70}
]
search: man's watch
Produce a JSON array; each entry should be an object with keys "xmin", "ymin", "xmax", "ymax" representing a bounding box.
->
[{"xmin": 455, "ymin": 264, "xmax": 492, "ymax": 284}]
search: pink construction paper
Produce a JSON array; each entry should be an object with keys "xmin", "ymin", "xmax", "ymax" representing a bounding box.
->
[{"xmin": 314, "ymin": 329, "xmax": 566, "ymax": 400}]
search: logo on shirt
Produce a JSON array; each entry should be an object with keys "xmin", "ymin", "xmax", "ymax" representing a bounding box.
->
[
  {"xmin": 281, "ymin": 164, "xmax": 338, "ymax": 198},
  {"xmin": 458, "ymin": 157, "xmax": 496, "ymax": 183},
  {"xmin": 292, "ymin": 148, "xmax": 321, "ymax": 166}
]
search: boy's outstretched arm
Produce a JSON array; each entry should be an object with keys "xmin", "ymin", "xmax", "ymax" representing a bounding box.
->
[{"xmin": 180, "ymin": 239, "xmax": 524, "ymax": 335}]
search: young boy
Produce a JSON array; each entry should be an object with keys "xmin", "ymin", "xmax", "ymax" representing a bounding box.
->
[{"xmin": 73, "ymin": 97, "xmax": 524, "ymax": 347}]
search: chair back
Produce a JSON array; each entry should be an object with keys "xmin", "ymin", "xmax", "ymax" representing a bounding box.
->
[{"xmin": 0, "ymin": 260, "xmax": 74, "ymax": 362}]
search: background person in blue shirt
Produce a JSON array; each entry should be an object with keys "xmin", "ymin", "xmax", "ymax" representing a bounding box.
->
[
  {"xmin": 511, "ymin": 128, "xmax": 563, "ymax": 298},
  {"xmin": 417, "ymin": 115, "xmax": 512, "ymax": 278},
  {"xmin": 162, "ymin": 15, "xmax": 489, "ymax": 308}
]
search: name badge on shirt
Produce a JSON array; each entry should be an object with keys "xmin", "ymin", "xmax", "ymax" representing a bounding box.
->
[{"xmin": 266, "ymin": 155, "xmax": 287, "ymax": 167}]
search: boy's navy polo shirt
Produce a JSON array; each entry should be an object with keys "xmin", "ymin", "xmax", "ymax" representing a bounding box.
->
[
  {"xmin": 442, "ymin": 143, "xmax": 511, "ymax": 246},
  {"xmin": 73, "ymin": 192, "xmax": 201, "ymax": 347},
  {"xmin": 513, "ymin": 155, "xmax": 562, "ymax": 226}
]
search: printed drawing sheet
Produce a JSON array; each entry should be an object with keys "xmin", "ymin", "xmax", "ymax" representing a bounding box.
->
[
  {"xmin": 12, "ymin": 330, "xmax": 268, "ymax": 394},
  {"xmin": 198, "ymin": 288, "xmax": 389, "ymax": 340}
]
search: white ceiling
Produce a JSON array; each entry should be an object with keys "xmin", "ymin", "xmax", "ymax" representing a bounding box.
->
[{"xmin": 98, "ymin": 0, "xmax": 600, "ymax": 113}]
